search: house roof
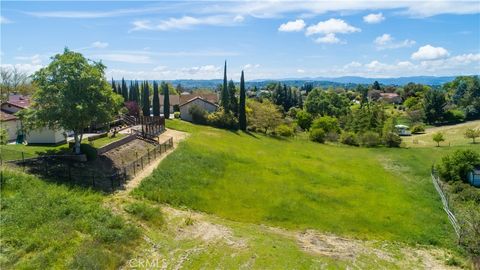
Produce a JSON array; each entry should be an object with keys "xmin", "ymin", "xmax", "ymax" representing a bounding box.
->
[
  {"xmin": 380, "ymin": 93, "xmax": 400, "ymax": 99},
  {"xmin": 3, "ymin": 99, "xmax": 31, "ymax": 109},
  {"xmin": 179, "ymin": 93, "xmax": 218, "ymax": 105},
  {"xmin": 179, "ymin": 96, "xmax": 219, "ymax": 108},
  {"xmin": 0, "ymin": 110, "xmax": 18, "ymax": 122}
]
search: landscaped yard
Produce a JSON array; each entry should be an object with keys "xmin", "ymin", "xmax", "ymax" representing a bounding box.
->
[
  {"xmin": 0, "ymin": 133, "xmax": 127, "ymax": 161},
  {"xmin": 134, "ymin": 119, "xmax": 479, "ymax": 248},
  {"xmin": 403, "ymin": 120, "xmax": 480, "ymax": 148}
]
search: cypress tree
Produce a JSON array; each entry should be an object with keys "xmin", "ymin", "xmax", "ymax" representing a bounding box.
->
[
  {"xmin": 163, "ymin": 82, "xmax": 170, "ymax": 119},
  {"xmin": 111, "ymin": 78, "xmax": 116, "ymax": 94},
  {"xmin": 298, "ymin": 90, "xmax": 303, "ymax": 108},
  {"xmin": 239, "ymin": 70, "xmax": 247, "ymax": 131},
  {"xmin": 129, "ymin": 81, "xmax": 134, "ymax": 101},
  {"xmin": 121, "ymin": 78, "xmax": 128, "ymax": 101},
  {"xmin": 133, "ymin": 81, "xmax": 139, "ymax": 103},
  {"xmin": 142, "ymin": 81, "xmax": 150, "ymax": 116},
  {"xmin": 228, "ymin": 80, "xmax": 237, "ymax": 115},
  {"xmin": 221, "ymin": 60, "xmax": 230, "ymax": 109},
  {"xmin": 152, "ymin": 81, "xmax": 160, "ymax": 116}
]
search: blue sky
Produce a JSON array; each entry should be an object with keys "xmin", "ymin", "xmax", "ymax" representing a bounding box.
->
[{"xmin": 1, "ymin": 1, "xmax": 479, "ymax": 80}]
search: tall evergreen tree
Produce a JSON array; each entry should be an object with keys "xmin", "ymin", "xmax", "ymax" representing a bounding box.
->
[
  {"xmin": 228, "ymin": 80, "xmax": 238, "ymax": 115},
  {"xmin": 111, "ymin": 78, "xmax": 116, "ymax": 94},
  {"xmin": 298, "ymin": 90, "xmax": 303, "ymax": 108},
  {"xmin": 163, "ymin": 82, "xmax": 170, "ymax": 119},
  {"xmin": 239, "ymin": 70, "xmax": 247, "ymax": 131},
  {"xmin": 221, "ymin": 61, "xmax": 230, "ymax": 109},
  {"xmin": 142, "ymin": 81, "xmax": 150, "ymax": 116},
  {"xmin": 129, "ymin": 81, "xmax": 134, "ymax": 101},
  {"xmin": 152, "ymin": 81, "xmax": 160, "ymax": 116},
  {"xmin": 372, "ymin": 80, "xmax": 381, "ymax": 91},
  {"xmin": 121, "ymin": 77, "xmax": 128, "ymax": 101}
]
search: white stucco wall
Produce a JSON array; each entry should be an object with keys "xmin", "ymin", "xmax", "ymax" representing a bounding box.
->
[
  {"xmin": 180, "ymin": 98, "xmax": 218, "ymax": 122},
  {"xmin": 1, "ymin": 120, "xmax": 20, "ymax": 142},
  {"xmin": 26, "ymin": 128, "xmax": 66, "ymax": 144}
]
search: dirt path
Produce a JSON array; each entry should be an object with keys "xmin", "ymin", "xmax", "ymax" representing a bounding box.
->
[{"xmin": 115, "ymin": 129, "xmax": 188, "ymax": 196}]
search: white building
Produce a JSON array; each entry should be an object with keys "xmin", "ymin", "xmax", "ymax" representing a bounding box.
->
[{"xmin": 179, "ymin": 96, "xmax": 219, "ymax": 122}]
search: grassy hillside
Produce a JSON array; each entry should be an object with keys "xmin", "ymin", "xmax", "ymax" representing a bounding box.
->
[
  {"xmin": 134, "ymin": 120, "xmax": 477, "ymax": 247},
  {"xmin": 0, "ymin": 170, "xmax": 139, "ymax": 269},
  {"xmin": 403, "ymin": 120, "xmax": 480, "ymax": 148}
]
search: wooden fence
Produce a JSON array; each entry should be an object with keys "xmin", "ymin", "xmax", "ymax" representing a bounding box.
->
[
  {"xmin": 6, "ymin": 137, "xmax": 174, "ymax": 192},
  {"xmin": 431, "ymin": 167, "xmax": 461, "ymax": 237}
]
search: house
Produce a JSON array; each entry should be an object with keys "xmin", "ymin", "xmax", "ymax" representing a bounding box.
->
[
  {"xmin": 0, "ymin": 95, "xmax": 66, "ymax": 144},
  {"xmin": 379, "ymin": 92, "xmax": 402, "ymax": 104},
  {"xmin": 468, "ymin": 167, "xmax": 480, "ymax": 187},
  {"xmin": 179, "ymin": 93, "xmax": 218, "ymax": 105},
  {"xmin": 159, "ymin": 95, "xmax": 180, "ymax": 113},
  {"xmin": 179, "ymin": 96, "xmax": 219, "ymax": 122},
  {"xmin": 395, "ymin": 124, "xmax": 411, "ymax": 136}
]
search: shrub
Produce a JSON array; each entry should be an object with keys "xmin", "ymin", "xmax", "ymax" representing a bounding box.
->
[
  {"xmin": 173, "ymin": 104, "xmax": 180, "ymax": 112},
  {"xmin": 287, "ymin": 107, "xmax": 301, "ymax": 119},
  {"xmin": 296, "ymin": 110, "xmax": 313, "ymax": 130},
  {"xmin": 410, "ymin": 124, "xmax": 425, "ymax": 134},
  {"xmin": 432, "ymin": 132, "xmax": 445, "ymax": 147},
  {"xmin": 311, "ymin": 116, "xmax": 340, "ymax": 134},
  {"xmin": 340, "ymin": 132, "xmax": 358, "ymax": 146},
  {"xmin": 325, "ymin": 131, "xmax": 339, "ymax": 142},
  {"xmin": 0, "ymin": 127, "xmax": 8, "ymax": 145},
  {"xmin": 359, "ymin": 131, "xmax": 381, "ymax": 147},
  {"xmin": 383, "ymin": 132, "xmax": 402, "ymax": 147},
  {"xmin": 309, "ymin": 128, "xmax": 325, "ymax": 143},
  {"xmin": 438, "ymin": 149, "xmax": 480, "ymax": 183},
  {"xmin": 189, "ymin": 105, "xmax": 208, "ymax": 124},
  {"xmin": 207, "ymin": 109, "xmax": 238, "ymax": 130},
  {"xmin": 275, "ymin": 124, "xmax": 295, "ymax": 137},
  {"xmin": 174, "ymin": 112, "xmax": 180, "ymax": 119},
  {"xmin": 444, "ymin": 109, "xmax": 466, "ymax": 123}
]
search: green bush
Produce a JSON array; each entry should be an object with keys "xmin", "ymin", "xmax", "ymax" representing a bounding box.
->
[
  {"xmin": 340, "ymin": 132, "xmax": 358, "ymax": 146},
  {"xmin": 124, "ymin": 202, "xmax": 164, "ymax": 226},
  {"xmin": 173, "ymin": 104, "xmax": 180, "ymax": 112},
  {"xmin": 275, "ymin": 124, "xmax": 295, "ymax": 137},
  {"xmin": 438, "ymin": 149, "xmax": 480, "ymax": 183},
  {"xmin": 410, "ymin": 124, "xmax": 425, "ymax": 134},
  {"xmin": 174, "ymin": 111, "xmax": 180, "ymax": 119},
  {"xmin": 383, "ymin": 132, "xmax": 402, "ymax": 148},
  {"xmin": 296, "ymin": 110, "xmax": 313, "ymax": 130},
  {"xmin": 444, "ymin": 109, "xmax": 466, "ymax": 123},
  {"xmin": 309, "ymin": 128, "xmax": 325, "ymax": 143},
  {"xmin": 189, "ymin": 105, "xmax": 208, "ymax": 124},
  {"xmin": 207, "ymin": 109, "xmax": 238, "ymax": 130},
  {"xmin": 359, "ymin": 131, "xmax": 381, "ymax": 147},
  {"xmin": 311, "ymin": 116, "xmax": 340, "ymax": 134}
]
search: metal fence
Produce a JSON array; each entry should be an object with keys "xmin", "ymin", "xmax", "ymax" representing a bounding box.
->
[
  {"xmin": 5, "ymin": 137, "xmax": 174, "ymax": 192},
  {"xmin": 431, "ymin": 166, "xmax": 461, "ymax": 238}
]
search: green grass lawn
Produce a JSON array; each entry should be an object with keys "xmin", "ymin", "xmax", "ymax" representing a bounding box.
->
[
  {"xmin": 0, "ymin": 169, "xmax": 139, "ymax": 269},
  {"xmin": 403, "ymin": 120, "xmax": 480, "ymax": 148},
  {"xmin": 0, "ymin": 133, "xmax": 127, "ymax": 161},
  {"xmin": 133, "ymin": 119, "xmax": 477, "ymax": 248}
]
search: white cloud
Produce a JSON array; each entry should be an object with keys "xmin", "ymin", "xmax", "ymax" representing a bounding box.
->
[
  {"xmin": 233, "ymin": 15, "xmax": 244, "ymax": 22},
  {"xmin": 91, "ymin": 41, "xmax": 109, "ymax": 49},
  {"xmin": 297, "ymin": 69, "xmax": 305, "ymax": 73},
  {"xmin": 411, "ymin": 45, "xmax": 449, "ymax": 60},
  {"xmin": 244, "ymin": 63, "xmax": 260, "ymax": 69},
  {"xmin": 343, "ymin": 61, "xmax": 362, "ymax": 68},
  {"xmin": 374, "ymin": 34, "xmax": 392, "ymax": 45},
  {"xmin": 278, "ymin": 19, "xmax": 306, "ymax": 32},
  {"xmin": 363, "ymin": 13, "xmax": 385, "ymax": 24},
  {"xmin": 0, "ymin": 63, "xmax": 43, "ymax": 75},
  {"xmin": 314, "ymin": 33, "xmax": 341, "ymax": 44},
  {"xmin": 306, "ymin": 18, "xmax": 360, "ymax": 36},
  {"xmin": 14, "ymin": 54, "xmax": 42, "ymax": 65},
  {"xmin": 130, "ymin": 15, "xmax": 239, "ymax": 31},
  {"xmin": 0, "ymin": 16, "xmax": 12, "ymax": 24},
  {"xmin": 91, "ymin": 53, "xmax": 152, "ymax": 64},
  {"xmin": 374, "ymin": 34, "xmax": 415, "ymax": 49}
]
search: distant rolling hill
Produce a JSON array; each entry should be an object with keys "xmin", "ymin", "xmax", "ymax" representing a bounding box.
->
[{"xmin": 119, "ymin": 75, "xmax": 473, "ymax": 90}]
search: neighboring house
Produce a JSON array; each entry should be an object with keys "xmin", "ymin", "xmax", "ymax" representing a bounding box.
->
[
  {"xmin": 179, "ymin": 96, "xmax": 219, "ymax": 122},
  {"xmin": 159, "ymin": 95, "xmax": 180, "ymax": 112},
  {"xmin": 395, "ymin": 124, "xmax": 411, "ymax": 136},
  {"xmin": 379, "ymin": 93, "xmax": 402, "ymax": 104},
  {"xmin": 0, "ymin": 95, "xmax": 66, "ymax": 144},
  {"xmin": 468, "ymin": 167, "xmax": 480, "ymax": 187},
  {"xmin": 179, "ymin": 93, "xmax": 218, "ymax": 105}
]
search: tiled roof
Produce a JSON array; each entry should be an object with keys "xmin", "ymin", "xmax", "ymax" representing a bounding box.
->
[
  {"xmin": 179, "ymin": 96, "xmax": 219, "ymax": 108},
  {"xmin": 6, "ymin": 98, "xmax": 31, "ymax": 109},
  {"xmin": 0, "ymin": 110, "xmax": 18, "ymax": 121}
]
